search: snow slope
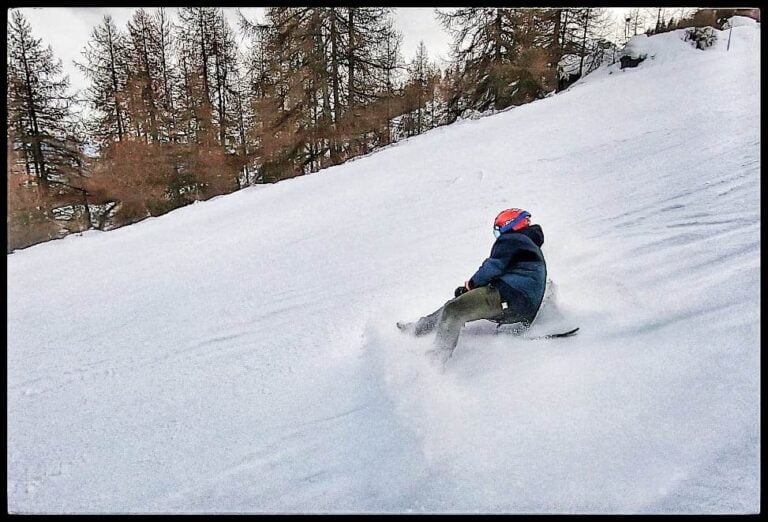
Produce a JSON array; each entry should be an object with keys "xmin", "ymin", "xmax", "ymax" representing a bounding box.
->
[{"xmin": 7, "ymin": 23, "xmax": 760, "ymax": 514}]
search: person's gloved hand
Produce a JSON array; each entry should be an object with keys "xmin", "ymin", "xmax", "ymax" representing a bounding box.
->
[{"xmin": 455, "ymin": 280, "xmax": 473, "ymax": 298}]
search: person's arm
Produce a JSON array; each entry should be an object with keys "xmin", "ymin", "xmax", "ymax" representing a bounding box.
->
[{"xmin": 467, "ymin": 239, "xmax": 516, "ymax": 288}]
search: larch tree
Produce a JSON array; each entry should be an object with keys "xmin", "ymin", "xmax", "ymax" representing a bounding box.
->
[
  {"xmin": 438, "ymin": 8, "xmax": 563, "ymax": 113},
  {"xmin": 153, "ymin": 8, "xmax": 180, "ymax": 142},
  {"xmin": 176, "ymin": 7, "xmax": 218, "ymax": 145},
  {"xmin": 572, "ymin": 8, "xmax": 613, "ymax": 78},
  {"xmin": 7, "ymin": 9, "xmax": 81, "ymax": 188},
  {"xmin": 7, "ymin": 9, "xmax": 87, "ymax": 250},
  {"xmin": 175, "ymin": 8, "xmax": 241, "ymax": 193},
  {"xmin": 338, "ymin": 8, "xmax": 400, "ymax": 156},
  {"xmin": 126, "ymin": 8, "xmax": 163, "ymax": 143},
  {"xmin": 176, "ymin": 7, "xmax": 240, "ymax": 149},
  {"xmin": 400, "ymin": 41, "xmax": 440, "ymax": 137},
  {"xmin": 239, "ymin": 14, "xmax": 274, "ymax": 180},
  {"xmin": 239, "ymin": 7, "xmax": 402, "ymax": 178},
  {"xmin": 77, "ymin": 15, "xmax": 130, "ymax": 147},
  {"xmin": 378, "ymin": 25, "xmax": 404, "ymax": 146},
  {"xmin": 437, "ymin": 8, "xmax": 514, "ymax": 112}
]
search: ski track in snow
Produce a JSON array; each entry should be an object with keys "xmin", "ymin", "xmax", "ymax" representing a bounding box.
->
[{"xmin": 7, "ymin": 24, "xmax": 760, "ymax": 514}]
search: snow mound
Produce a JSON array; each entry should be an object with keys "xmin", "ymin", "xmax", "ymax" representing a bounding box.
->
[
  {"xmin": 622, "ymin": 30, "xmax": 703, "ymax": 62},
  {"xmin": 722, "ymin": 15, "xmax": 758, "ymax": 29},
  {"xmin": 573, "ymin": 20, "xmax": 760, "ymax": 88}
]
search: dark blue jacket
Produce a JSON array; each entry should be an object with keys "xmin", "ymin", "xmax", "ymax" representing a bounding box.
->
[{"xmin": 468, "ymin": 224, "xmax": 547, "ymax": 322}]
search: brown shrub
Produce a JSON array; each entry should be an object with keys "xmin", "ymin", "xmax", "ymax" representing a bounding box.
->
[{"xmin": 7, "ymin": 173, "xmax": 63, "ymax": 252}]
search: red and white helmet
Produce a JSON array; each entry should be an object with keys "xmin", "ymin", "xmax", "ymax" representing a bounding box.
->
[{"xmin": 493, "ymin": 208, "xmax": 531, "ymax": 238}]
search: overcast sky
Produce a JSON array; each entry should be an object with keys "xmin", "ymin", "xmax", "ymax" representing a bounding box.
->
[{"xmin": 16, "ymin": 7, "xmax": 632, "ymax": 95}]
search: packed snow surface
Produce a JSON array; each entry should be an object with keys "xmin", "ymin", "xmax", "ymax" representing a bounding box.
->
[{"xmin": 8, "ymin": 23, "xmax": 760, "ymax": 513}]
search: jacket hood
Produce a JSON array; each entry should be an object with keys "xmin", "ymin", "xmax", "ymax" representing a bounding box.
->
[{"xmin": 509, "ymin": 224, "xmax": 544, "ymax": 247}]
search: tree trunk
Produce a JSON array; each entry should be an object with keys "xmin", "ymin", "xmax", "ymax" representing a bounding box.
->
[
  {"xmin": 106, "ymin": 24, "xmax": 125, "ymax": 142},
  {"xmin": 552, "ymin": 9, "xmax": 562, "ymax": 49},
  {"xmin": 199, "ymin": 9, "xmax": 211, "ymax": 105},
  {"xmin": 347, "ymin": 8, "xmax": 355, "ymax": 109},
  {"xmin": 19, "ymin": 41, "xmax": 46, "ymax": 184},
  {"xmin": 578, "ymin": 9, "xmax": 590, "ymax": 78},
  {"xmin": 552, "ymin": 9, "xmax": 563, "ymax": 92},
  {"xmin": 158, "ymin": 8, "xmax": 176, "ymax": 141},
  {"xmin": 236, "ymin": 87, "xmax": 249, "ymax": 185},
  {"xmin": 494, "ymin": 9, "xmax": 503, "ymax": 63},
  {"xmin": 330, "ymin": 11, "xmax": 342, "ymax": 162},
  {"xmin": 215, "ymin": 52, "xmax": 226, "ymax": 146},
  {"xmin": 561, "ymin": 9, "xmax": 570, "ymax": 45},
  {"xmin": 139, "ymin": 17, "xmax": 159, "ymax": 142}
]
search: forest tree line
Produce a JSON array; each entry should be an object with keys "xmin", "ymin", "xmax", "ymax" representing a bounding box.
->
[{"xmin": 7, "ymin": 7, "xmax": 735, "ymax": 252}]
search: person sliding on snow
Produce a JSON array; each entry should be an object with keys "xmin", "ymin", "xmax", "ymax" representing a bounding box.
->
[{"xmin": 398, "ymin": 208, "xmax": 547, "ymax": 363}]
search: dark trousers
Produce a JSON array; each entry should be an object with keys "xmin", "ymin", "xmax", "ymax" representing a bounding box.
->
[{"xmin": 414, "ymin": 285, "xmax": 529, "ymax": 355}]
